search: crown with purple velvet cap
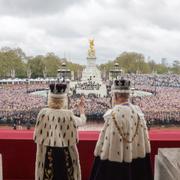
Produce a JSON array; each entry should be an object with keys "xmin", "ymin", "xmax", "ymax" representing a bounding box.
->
[
  {"xmin": 49, "ymin": 83, "xmax": 68, "ymax": 99},
  {"xmin": 111, "ymin": 78, "xmax": 131, "ymax": 93}
]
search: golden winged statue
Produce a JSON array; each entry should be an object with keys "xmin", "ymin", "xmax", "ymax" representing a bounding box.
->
[
  {"xmin": 88, "ymin": 39, "xmax": 96, "ymax": 57},
  {"xmin": 90, "ymin": 39, "xmax": 94, "ymax": 49}
]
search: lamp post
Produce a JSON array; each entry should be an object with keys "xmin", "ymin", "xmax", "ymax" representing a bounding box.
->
[
  {"xmin": 114, "ymin": 63, "xmax": 119, "ymax": 79},
  {"xmin": 109, "ymin": 63, "xmax": 122, "ymax": 80},
  {"xmin": 57, "ymin": 62, "xmax": 71, "ymax": 81},
  {"xmin": 26, "ymin": 78, "xmax": 29, "ymax": 93},
  {"xmin": 153, "ymin": 72, "xmax": 157, "ymax": 95},
  {"xmin": 43, "ymin": 67, "xmax": 47, "ymax": 79},
  {"xmin": 131, "ymin": 87, "xmax": 135, "ymax": 104},
  {"xmin": 26, "ymin": 67, "xmax": 31, "ymax": 93}
]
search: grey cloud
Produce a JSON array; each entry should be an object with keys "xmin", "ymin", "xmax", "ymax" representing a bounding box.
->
[
  {"xmin": 128, "ymin": 0, "xmax": 180, "ymax": 31},
  {"xmin": 97, "ymin": 0, "xmax": 180, "ymax": 32},
  {"xmin": 38, "ymin": 21, "xmax": 83, "ymax": 39},
  {"xmin": 96, "ymin": 0, "xmax": 134, "ymax": 9},
  {"xmin": 48, "ymin": 28, "xmax": 82, "ymax": 39},
  {"xmin": 0, "ymin": 0, "xmax": 85, "ymax": 16},
  {"xmin": 0, "ymin": 0, "xmax": 180, "ymax": 64}
]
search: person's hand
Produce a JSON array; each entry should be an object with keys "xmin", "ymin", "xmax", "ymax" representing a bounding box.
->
[{"xmin": 78, "ymin": 96, "xmax": 85, "ymax": 114}]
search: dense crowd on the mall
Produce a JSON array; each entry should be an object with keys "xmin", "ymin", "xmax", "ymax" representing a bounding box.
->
[
  {"xmin": 75, "ymin": 81, "xmax": 101, "ymax": 90},
  {"xmin": 0, "ymin": 74, "xmax": 179, "ymax": 128},
  {"xmin": 124, "ymin": 74, "xmax": 180, "ymax": 87}
]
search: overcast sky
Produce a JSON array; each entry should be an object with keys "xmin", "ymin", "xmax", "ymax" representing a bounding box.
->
[{"xmin": 0, "ymin": 0, "xmax": 180, "ymax": 65}]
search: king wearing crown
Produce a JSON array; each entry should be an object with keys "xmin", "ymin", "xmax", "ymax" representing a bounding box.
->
[
  {"xmin": 90, "ymin": 78, "xmax": 153, "ymax": 180},
  {"xmin": 34, "ymin": 82, "xmax": 86, "ymax": 180}
]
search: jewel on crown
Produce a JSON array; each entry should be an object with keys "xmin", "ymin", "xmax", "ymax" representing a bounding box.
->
[
  {"xmin": 49, "ymin": 83, "xmax": 67, "ymax": 94},
  {"xmin": 114, "ymin": 78, "xmax": 130, "ymax": 90}
]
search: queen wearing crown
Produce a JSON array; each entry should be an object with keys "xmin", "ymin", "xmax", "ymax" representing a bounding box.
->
[
  {"xmin": 34, "ymin": 82, "xmax": 86, "ymax": 180},
  {"xmin": 90, "ymin": 79, "xmax": 153, "ymax": 180}
]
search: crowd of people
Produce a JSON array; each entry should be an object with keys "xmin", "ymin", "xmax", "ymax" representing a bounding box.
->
[
  {"xmin": 133, "ymin": 87, "xmax": 180, "ymax": 125},
  {"xmin": 75, "ymin": 80, "xmax": 101, "ymax": 90},
  {"xmin": 70, "ymin": 95, "xmax": 111, "ymax": 121},
  {"xmin": 0, "ymin": 74, "xmax": 179, "ymax": 128},
  {"xmin": 122, "ymin": 74, "xmax": 180, "ymax": 88},
  {"xmin": 0, "ymin": 84, "xmax": 47, "ymax": 127}
]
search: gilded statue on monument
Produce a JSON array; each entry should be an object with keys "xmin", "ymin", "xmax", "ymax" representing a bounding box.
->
[
  {"xmin": 90, "ymin": 39, "xmax": 94, "ymax": 49},
  {"xmin": 88, "ymin": 39, "xmax": 96, "ymax": 58}
]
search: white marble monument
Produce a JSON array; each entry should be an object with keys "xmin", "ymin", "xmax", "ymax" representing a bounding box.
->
[
  {"xmin": 81, "ymin": 39, "xmax": 102, "ymax": 83},
  {"xmin": 76, "ymin": 40, "xmax": 107, "ymax": 97}
]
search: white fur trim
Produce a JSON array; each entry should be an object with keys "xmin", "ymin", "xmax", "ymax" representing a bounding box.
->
[
  {"xmin": 35, "ymin": 145, "xmax": 47, "ymax": 180},
  {"xmin": 111, "ymin": 89, "xmax": 131, "ymax": 94},
  {"xmin": 94, "ymin": 104, "xmax": 151, "ymax": 163},
  {"xmin": 69, "ymin": 146, "xmax": 81, "ymax": 180},
  {"xmin": 35, "ymin": 145, "xmax": 81, "ymax": 180},
  {"xmin": 48, "ymin": 91, "xmax": 67, "ymax": 99},
  {"xmin": 34, "ymin": 108, "xmax": 78, "ymax": 147}
]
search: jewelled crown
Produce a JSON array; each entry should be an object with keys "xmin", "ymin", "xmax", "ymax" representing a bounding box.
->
[
  {"xmin": 111, "ymin": 79, "xmax": 131, "ymax": 92},
  {"xmin": 49, "ymin": 83, "xmax": 67, "ymax": 94}
]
